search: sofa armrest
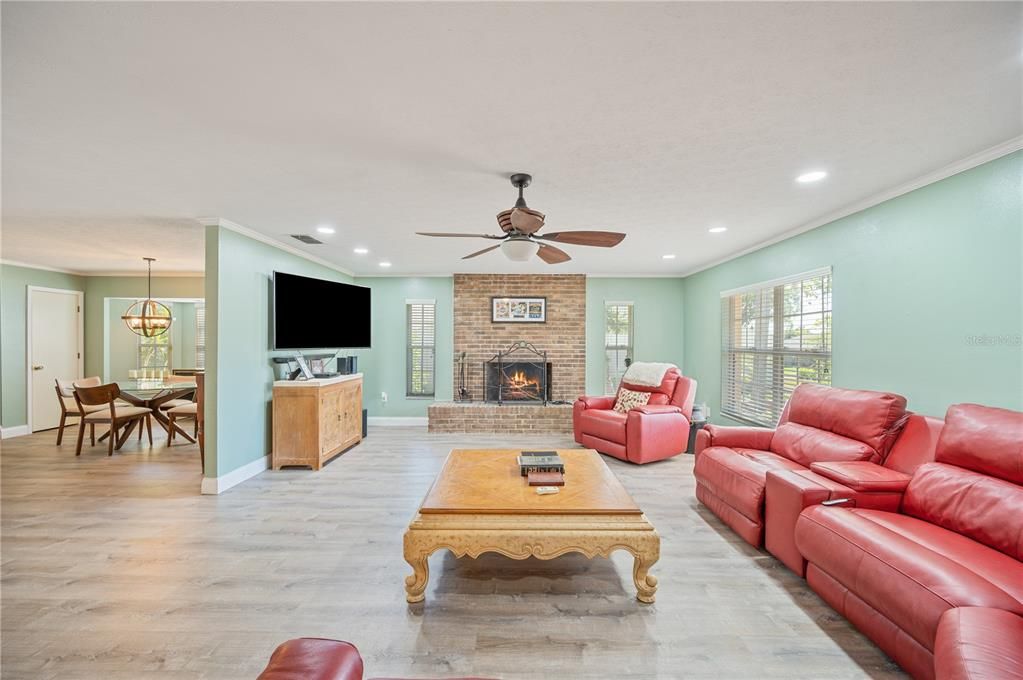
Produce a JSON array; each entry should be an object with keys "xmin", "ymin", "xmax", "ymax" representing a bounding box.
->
[
  {"xmin": 764, "ymin": 469, "xmax": 855, "ymax": 576},
  {"xmin": 809, "ymin": 461, "xmax": 912, "ymax": 493},
  {"xmin": 935, "ymin": 608, "xmax": 1023, "ymax": 680},
  {"xmin": 632, "ymin": 404, "xmax": 682, "ymax": 415},
  {"xmin": 702, "ymin": 423, "xmax": 775, "ymax": 451},
  {"xmin": 625, "ymin": 408, "xmax": 689, "ymax": 464},
  {"xmin": 576, "ymin": 395, "xmax": 615, "ymax": 411}
]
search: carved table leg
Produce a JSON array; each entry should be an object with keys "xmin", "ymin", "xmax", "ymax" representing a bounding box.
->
[
  {"xmin": 632, "ymin": 552, "xmax": 659, "ymax": 603},
  {"xmin": 403, "ymin": 532, "xmax": 432, "ymax": 603}
]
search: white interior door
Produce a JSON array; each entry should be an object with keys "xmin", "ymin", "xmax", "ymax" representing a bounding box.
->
[{"xmin": 29, "ymin": 288, "xmax": 83, "ymax": 432}]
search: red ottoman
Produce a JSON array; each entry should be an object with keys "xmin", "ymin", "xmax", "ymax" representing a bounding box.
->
[{"xmin": 259, "ymin": 638, "xmax": 364, "ymax": 680}]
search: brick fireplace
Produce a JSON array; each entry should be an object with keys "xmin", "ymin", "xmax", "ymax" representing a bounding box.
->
[{"xmin": 428, "ymin": 273, "xmax": 585, "ymax": 433}]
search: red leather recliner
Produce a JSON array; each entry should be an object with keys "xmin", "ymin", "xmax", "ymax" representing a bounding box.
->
[
  {"xmin": 573, "ymin": 367, "xmax": 697, "ymax": 464},
  {"xmin": 764, "ymin": 412, "xmax": 944, "ymax": 576},
  {"xmin": 794, "ymin": 404, "xmax": 1023, "ymax": 680},
  {"xmin": 693, "ymin": 383, "xmax": 909, "ymax": 545}
]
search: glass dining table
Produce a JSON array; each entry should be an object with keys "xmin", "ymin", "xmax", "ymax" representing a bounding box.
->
[{"xmin": 116, "ymin": 378, "xmax": 198, "ymax": 444}]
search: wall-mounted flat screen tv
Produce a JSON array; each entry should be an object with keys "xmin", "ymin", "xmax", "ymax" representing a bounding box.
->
[{"xmin": 272, "ymin": 271, "xmax": 371, "ymax": 349}]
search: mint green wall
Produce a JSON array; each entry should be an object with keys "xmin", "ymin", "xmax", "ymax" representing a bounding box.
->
[
  {"xmin": 683, "ymin": 151, "xmax": 1023, "ymax": 423},
  {"xmin": 585, "ymin": 277, "xmax": 686, "ymax": 395},
  {"xmin": 204, "ymin": 226, "xmax": 353, "ymax": 478},
  {"xmin": 84, "ymin": 276, "xmax": 204, "ymax": 378},
  {"xmin": 0, "ymin": 264, "xmax": 86, "ymax": 428},
  {"xmin": 353, "ymin": 277, "xmax": 454, "ymax": 417}
]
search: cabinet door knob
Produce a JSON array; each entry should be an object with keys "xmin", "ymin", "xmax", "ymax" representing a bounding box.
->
[{"xmin": 32, "ymin": 365, "xmax": 45, "ymax": 371}]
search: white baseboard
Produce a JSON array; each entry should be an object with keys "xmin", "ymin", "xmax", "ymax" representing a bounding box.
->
[
  {"xmin": 368, "ymin": 416, "xmax": 428, "ymax": 427},
  {"xmin": 200, "ymin": 454, "xmax": 270, "ymax": 495},
  {"xmin": 1, "ymin": 425, "xmax": 30, "ymax": 439}
]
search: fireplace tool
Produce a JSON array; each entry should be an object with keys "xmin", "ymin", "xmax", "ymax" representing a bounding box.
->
[{"xmin": 456, "ymin": 351, "xmax": 471, "ymax": 401}]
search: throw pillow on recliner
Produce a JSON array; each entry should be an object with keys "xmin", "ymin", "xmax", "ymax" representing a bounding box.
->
[{"xmin": 613, "ymin": 388, "xmax": 651, "ymax": 413}]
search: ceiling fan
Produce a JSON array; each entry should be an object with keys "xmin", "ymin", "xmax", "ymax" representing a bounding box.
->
[{"xmin": 416, "ymin": 173, "xmax": 626, "ymax": 264}]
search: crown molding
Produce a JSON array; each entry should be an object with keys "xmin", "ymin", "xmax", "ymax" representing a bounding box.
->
[
  {"xmin": 681, "ymin": 135, "xmax": 1023, "ymax": 277},
  {"xmin": 354, "ymin": 273, "xmax": 454, "ymax": 278},
  {"xmin": 0, "ymin": 259, "xmax": 81, "ymax": 275},
  {"xmin": 199, "ymin": 217, "xmax": 355, "ymax": 278},
  {"xmin": 85, "ymin": 271, "xmax": 205, "ymax": 278}
]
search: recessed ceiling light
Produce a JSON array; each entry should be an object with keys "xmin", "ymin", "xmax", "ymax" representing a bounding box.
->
[
  {"xmin": 708, "ymin": 226, "xmax": 728, "ymax": 234},
  {"xmin": 378, "ymin": 261, "xmax": 392, "ymax": 268},
  {"xmin": 353, "ymin": 247, "xmax": 369, "ymax": 255},
  {"xmin": 796, "ymin": 170, "xmax": 828, "ymax": 184},
  {"xmin": 316, "ymin": 225, "xmax": 335, "ymax": 234},
  {"xmin": 662, "ymin": 254, "xmax": 676, "ymax": 260}
]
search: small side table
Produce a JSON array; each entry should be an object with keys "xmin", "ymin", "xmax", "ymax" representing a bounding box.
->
[{"xmin": 687, "ymin": 419, "xmax": 707, "ymax": 454}]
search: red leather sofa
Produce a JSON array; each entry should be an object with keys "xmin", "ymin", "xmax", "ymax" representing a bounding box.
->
[
  {"xmin": 573, "ymin": 367, "xmax": 697, "ymax": 464},
  {"xmin": 794, "ymin": 404, "xmax": 1023, "ymax": 680},
  {"xmin": 258, "ymin": 638, "xmax": 494, "ymax": 680},
  {"xmin": 693, "ymin": 383, "xmax": 909, "ymax": 545}
]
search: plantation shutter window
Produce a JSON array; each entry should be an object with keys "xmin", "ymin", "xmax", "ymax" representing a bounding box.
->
[
  {"xmin": 407, "ymin": 300, "xmax": 436, "ymax": 397},
  {"xmin": 720, "ymin": 268, "xmax": 832, "ymax": 426},
  {"xmin": 195, "ymin": 303, "xmax": 206, "ymax": 369},
  {"xmin": 605, "ymin": 302, "xmax": 634, "ymax": 395}
]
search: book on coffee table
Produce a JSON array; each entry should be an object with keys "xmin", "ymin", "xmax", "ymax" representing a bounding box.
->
[
  {"xmin": 527, "ymin": 470, "xmax": 565, "ymax": 486},
  {"xmin": 518, "ymin": 452, "xmax": 565, "ymax": 476}
]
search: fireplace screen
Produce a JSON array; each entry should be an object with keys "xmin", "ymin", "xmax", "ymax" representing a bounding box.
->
[{"xmin": 484, "ymin": 341, "xmax": 550, "ymax": 404}]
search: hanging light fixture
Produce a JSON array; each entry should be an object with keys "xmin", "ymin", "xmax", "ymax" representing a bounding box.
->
[{"xmin": 121, "ymin": 257, "xmax": 172, "ymax": 337}]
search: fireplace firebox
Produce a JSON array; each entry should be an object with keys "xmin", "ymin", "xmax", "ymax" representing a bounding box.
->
[{"xmin": 483, "ymin": 341, "xmax": 551, "ymax": 404}]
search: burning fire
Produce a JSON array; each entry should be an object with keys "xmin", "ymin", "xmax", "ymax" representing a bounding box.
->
[{"xmin": 507, "ymin": 370, "xmax": 539, "ymax": 389}]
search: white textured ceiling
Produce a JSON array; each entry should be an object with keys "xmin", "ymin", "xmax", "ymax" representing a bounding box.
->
[{"xmin": 2, "ymin": 2, "xmax": 1021, "ymax": 275}]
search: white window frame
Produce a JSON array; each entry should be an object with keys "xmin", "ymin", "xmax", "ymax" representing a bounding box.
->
[
  {"xmin": 720, "ymin": 267, "xmax": 832, "ymax": 426},
  {"xmin": 406, "ymin": 299, "xmax": 436, "ymax": 398},
  {"xmin": 604, "ymin": 301, "xmax": 634, "ymax": 395}
]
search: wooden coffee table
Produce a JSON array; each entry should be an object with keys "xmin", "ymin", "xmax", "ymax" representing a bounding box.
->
[{"xmin": 403, "ymin": 448, "xmax": 660, "ymax": 603}]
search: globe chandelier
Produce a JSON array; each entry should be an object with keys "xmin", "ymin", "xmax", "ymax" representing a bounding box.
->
[{"xmin": 121, "ymin": 257, "xmax": 172, "ymax": 337}]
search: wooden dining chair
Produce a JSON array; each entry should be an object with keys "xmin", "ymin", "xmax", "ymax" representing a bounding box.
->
[
  {"xmin": 169, "ymin": 373, "xmax": 205, "ymax": 470},
  {"xmin": 54, "ymin": 377, "xmax": 107, "ymax": 445},
  {"xmin": 73, "ymin": 383, "xmax": 153, "ymax": 456}
]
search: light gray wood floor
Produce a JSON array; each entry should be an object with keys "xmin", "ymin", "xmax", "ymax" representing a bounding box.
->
[{"xmin": 1, "ymin": 426, "xmax": 906, "ymax": 679}]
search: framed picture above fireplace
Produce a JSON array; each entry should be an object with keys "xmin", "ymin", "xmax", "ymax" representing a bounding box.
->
[{"xmin": 492, "ymin": 296, "xmax": 546, "ymax": 323}]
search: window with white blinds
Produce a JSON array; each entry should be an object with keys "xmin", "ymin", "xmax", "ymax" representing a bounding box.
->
[
  {"xmin": 407, "ymin": 301, "xmax": 436, "ymax": 397},
  {"xmin": 605, "ymin": 302, "xmax": 634, "ymax": 394},
  {"xmin": 195, "ymin": 303, "xmax": 206, "ymax": 369},
  {"xmin": 721, "ymin": 268, "xmax": 832, "ymax": 426}
]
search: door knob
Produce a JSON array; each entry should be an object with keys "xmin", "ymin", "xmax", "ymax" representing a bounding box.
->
[{"xmin": 32, "ymin": 365, "xmax": 44, "ymax": 371}]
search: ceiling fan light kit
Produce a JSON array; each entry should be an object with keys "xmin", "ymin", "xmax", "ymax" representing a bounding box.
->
[
  {"xmin": 417, "ymin": 173, "xmax": 627, "ymax": 264},
  {"xmin": 501, "ymin": 238, "xmax": 539, "ymax": 262}
]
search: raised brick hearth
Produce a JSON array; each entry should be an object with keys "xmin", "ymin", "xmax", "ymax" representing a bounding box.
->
[{"xmin": 428, "ymin": 402, "xmax": 574, "ymax": 434}]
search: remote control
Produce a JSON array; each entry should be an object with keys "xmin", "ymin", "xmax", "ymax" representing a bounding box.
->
[{"xmin": 535, "ymin": 486, "xmax": 560, "ymax": 495}]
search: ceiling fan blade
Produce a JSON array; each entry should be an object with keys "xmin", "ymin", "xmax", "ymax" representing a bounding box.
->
[
  {"xmin": 537, "ymin": 243, "xmax": 572, "ymax": 264},
  {"xmin": 537, "ymin": 231, "xmax": 626, "ymax": 247},
  {"xmin": 417, "ymin": 232, "xmax": 505, "ymax": 239},
  {"xmin": 462, "ymin": 244, "xmax": 501, "ymax": 260},
  {"xmin": 509, "ymin": 208, "xmax": 545, "ymax": 235}
]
